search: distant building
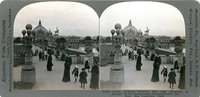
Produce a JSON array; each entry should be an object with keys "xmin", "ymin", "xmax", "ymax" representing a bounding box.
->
[
  {"xmin": 32, "ymin": 20, "xmax": 52, "ymax": 40},
  {"xmin": 123, "ymin": 20, "xmax": 143, "ymax": 41},
  {"xmin": 156, "ymin": 36, "xmax": 172, "ymax": 49}
]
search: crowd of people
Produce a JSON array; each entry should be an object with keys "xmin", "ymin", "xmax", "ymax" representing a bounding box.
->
[
  {"xmin": 45, "ymin": 50, "xmax": 99, "ymax": 90},
  {"xmin": 125, "ymin": 47, "xmax": 185, "ymax": 90},
  {"xmin": 27, "ymin": 45, "xmax": 100, "ymax": 90},
  {"xmin": 30, "ymin": 45, "xmax": 185, "ymax": 90}
]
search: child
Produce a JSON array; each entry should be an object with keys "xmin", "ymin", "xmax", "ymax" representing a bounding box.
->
[
  {"xmin": 79, "ymin": 68, "xmax": 87, "ymax": 89},
  {"xmin": 168, "ymin": 68, "xmax": 176, "ymax": 89},
  {"xmin": 161, "ymin": 66, "xmax": 168, "ymax": 83},
  {"xmin": 72, "ymin": 66, "xmax": 79, "ymax": 83}
]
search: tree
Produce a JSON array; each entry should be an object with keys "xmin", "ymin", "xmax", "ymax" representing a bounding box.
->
[
  {"xmin": 133, "ymin": 39, "xmax": 138, "ymax": 46},
  {"xmin": 59, "ymin": 37, "xmax": 66, "ymax": 50},
  {"xmin": 14, "ymin": 37, "xmax": 21, "ymax": 43},
  {"xmin": 84, "ymin": 36, "xmax": 93, "ymax": 54},
  {"xmin": 84, "ymin": 36, "xmax": 92, "ymax": 46},
  {"xmin": 145, "ymin": 38, "xmax": 150, "ymax": 49},
  {"xmin": 171, "ymin": 36, "xmax": 184, "ymax": 54},
  {"xmin": 43, "ymin": 39, "xmax": 48, "ymax": 46},
  {"xmin": 105, "ymin": 36, "xmax": 111, "ymax": 43},
  {"xmin": 149, "ymin": 37, "xmax": 156, "ymax": 50},
  {"xmin": 96, "ymin": 36, "xmax": 100, "ymax": 44}
]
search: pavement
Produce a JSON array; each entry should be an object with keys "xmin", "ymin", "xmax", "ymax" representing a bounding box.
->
[{"xmin": 13, "ymin": 45, "xmax": 182, "ymax": 90}]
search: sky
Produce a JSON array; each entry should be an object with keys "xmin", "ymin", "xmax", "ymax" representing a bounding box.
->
[
  {"xmin": 100, "ymin": 2, "xmax": 186, "ymax": 37},
  {"xmin": 11, "ymin": 1, "xmax": 198, "ymax": 37},
  {"xmin": 14, "ymin": 2, "xmax": 99, "ymax": 37}
]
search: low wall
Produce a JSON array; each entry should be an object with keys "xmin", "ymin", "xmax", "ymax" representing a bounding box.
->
[
  {"xmin": 14, "ymin": 57, "xmax": 25, "ymax": 67},
  {"xmin": 160, "ymin": 55, "xmax": 184, "ymax": 66},
  {"xmin": 160, "ymin": 55, "xmax": 174, "ymax": 64},
  {"xmin": 71, "ymin": 55, "xmax": 84, "ymax": 64}
]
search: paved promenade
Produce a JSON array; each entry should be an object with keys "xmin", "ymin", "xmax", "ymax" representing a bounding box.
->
[{"xmin": 13, "ymin": 45, "xmax": 182, "ymax": 90}]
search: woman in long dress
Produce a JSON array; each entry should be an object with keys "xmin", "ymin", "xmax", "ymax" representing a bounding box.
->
[
  {"xmin": 62, "ymin": 62, "xmax": 71, "ymax": 82},
  {"xmin": 89, "ymin": 62, "xmax": 99, "ymax": 90},
  {"xmin": 178, "ymin": 65, "xmax": 185, "ymax": 89},
  {"xmin": 136, "ymin": 53, "xmax": 142, "ymax": 71},
  {"xmin": 151, "ymin": 62, "xmax": 159, "ymax": 82},
  {"xmin": 62, "ymin": 55, "xmax": 72, "ymax": 82},
  {"xmin": 46, "ymin": 54, "xmax": 53, "ymax": 71}
]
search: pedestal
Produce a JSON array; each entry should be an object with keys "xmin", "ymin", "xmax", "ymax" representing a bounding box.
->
[
  {"xmin": 109, "ymin": 67, "xmax": 124, "ymax": 83},
  {"xmin": 109, "ymin": 44, "xmax": 124, "ymax": 83},
  {"xmin": 21, "ymin": 64, "xmax": 36, "ymax": 84}
]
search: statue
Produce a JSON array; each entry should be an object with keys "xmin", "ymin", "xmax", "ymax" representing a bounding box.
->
[
  {"xmin": 55, "ymin": 27, "xmax": 59, "ymax": 34},
  {"xmin": 145, "ymin": 27, "xmax": 149, "ymax": 34}
]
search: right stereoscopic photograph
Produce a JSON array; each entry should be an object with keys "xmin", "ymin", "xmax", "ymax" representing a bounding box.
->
[{"xmin": 99, "ymin": 1, "xmax": 185, "ymax": 90}]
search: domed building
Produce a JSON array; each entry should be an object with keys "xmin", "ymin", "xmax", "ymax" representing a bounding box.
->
[
  {"xmin": 32, "ymin": 20, "xmax": 52, "ymax": 39},
  {"xmin": 123, "ymin": 20, "xmax": 143, "ymax": 41}
]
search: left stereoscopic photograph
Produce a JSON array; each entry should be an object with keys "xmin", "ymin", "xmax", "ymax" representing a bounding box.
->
[{"xmin": 13, "ymin": 2, "xmax": 99, "ymax": 90}]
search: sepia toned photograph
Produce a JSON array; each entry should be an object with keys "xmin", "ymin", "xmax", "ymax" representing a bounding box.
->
[
  {"xmin": 0, "ymin": 0, "xmax": 198, "ymax": 97},
  {"xmin": 13, "ymin": 1, "xmax": 99, "ymax": 90},
  {"xmin": 99, "ymin": 2, "xmax": 185, "ymax": 90}
]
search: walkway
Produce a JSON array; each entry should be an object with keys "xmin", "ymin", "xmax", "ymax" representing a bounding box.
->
[{"xmin": 13, "ymin": 45, "xmax": 181, "ymax": 90}]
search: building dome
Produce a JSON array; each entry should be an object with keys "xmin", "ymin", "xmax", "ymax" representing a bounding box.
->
[
  {"xmin": 32, "ymin": 20, "xmax": 48, "ymax": 39},
  {"xmin": 123, "ymin": 20, "xmax": 139, "ymax": 40}
]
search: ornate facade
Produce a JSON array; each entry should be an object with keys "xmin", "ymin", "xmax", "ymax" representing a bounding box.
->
[
  {"xmin": 32, "ymin": 20, "xmax": 52, "ymax": 39},
  {"xmin": 123, "ymin": 20, "xmax": 143, "ymax": 41}
]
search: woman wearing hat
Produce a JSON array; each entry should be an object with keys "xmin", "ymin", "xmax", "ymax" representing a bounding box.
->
[
  {"xmin": 151, "ymin": 62, "xmax": 159, "ymax": 82},
  {"xmin": 178, "ymin": 64, "xmax": 185, "ymax": 89},
  {"xmin": 136, "ymin": 53, "xmax": 142, "ymax": 71},
  {"xmin": 168, "ymin": 68, "xmax": 176, "ymax": 89},
  {"xmin": 46, "ymin": 54, "xmax": 53, "ymax": 71},
  {"xmin": 89, "ymin": 61, "xmax": 99, "ymax": 90}
]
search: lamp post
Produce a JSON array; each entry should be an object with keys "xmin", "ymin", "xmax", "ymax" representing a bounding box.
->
[
  {"xmin": 21, "ymin": 24, "xmax": 36, "ymax": 85},
  {"xmin": 111, "ymin": 29, "xmax": 115, "ymax": 45},
  {"xmin": 32, "ymin": 30, "xmax": 36, "ymax": 44},
  {"xmin": 22, "ymin": 30, "xmax": 26, "ymax": 45},
  {"xmin": 173, "ymin": 36, "xmax": 185, "ymax": 66},
  {"xmin": 109, "ymin": 23, "xmax": 124, "ymax": 83},
  {"xmin": 121, "ymin": 30, "xmax": 125, "ymax": 45}
]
